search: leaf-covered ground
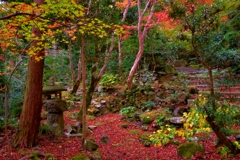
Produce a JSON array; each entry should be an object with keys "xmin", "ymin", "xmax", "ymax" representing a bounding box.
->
[
  {"xmin": 1, "ymin": 67, "xmax": 240, "ymax": 159},
  {"xmin": 1, "ymin": 111, "xmax": 240, "ymax": 159}
]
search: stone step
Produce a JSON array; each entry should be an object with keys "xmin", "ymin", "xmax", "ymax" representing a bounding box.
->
[
  {"xmin": 199, "ymin": 91, "xmax": 240, "ymax": 100},
  {"xmin": 193, "ymin": 85, "xmax": 240, "ymax": 91}
]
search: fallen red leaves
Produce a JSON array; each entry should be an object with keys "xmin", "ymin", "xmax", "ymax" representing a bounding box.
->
[{"xmin": 1, "ymin": 112, "xmax": 240, "ymax": 159}]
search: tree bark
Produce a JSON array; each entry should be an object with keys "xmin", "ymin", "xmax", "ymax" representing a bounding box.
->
[
  {"xmin": 80, "ymin": 35, "xmax": 87, "ymax": 147},
  {"xmin": 68, "ymin": 43, "xmax": 75, "ymax": 84},
  {"xmin": 71, "ymin": 56, "xmax": 82, "ymax": 95},
  {"xmin": 13, "ymin": 27, "xmax": 44, "ymax": 147},
  {"xmin": 206, "ymin": 116, "xmax": 239, "ymax": 154},
  {"xmin": 127, "ymin": 0, "xmax": 155, "ymax": 90},
  {"xmin": 118, "ymin": 37, "xmax": 123, "ymax": 75}
]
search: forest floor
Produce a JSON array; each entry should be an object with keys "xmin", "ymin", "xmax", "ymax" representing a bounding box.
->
[
  {"xmin": 1, "ymin": 67, "xmax": 240, "ymax": 159},
  {"xmin": 1, "ymin": 111, "xmax": 240, "ymax": 160}
]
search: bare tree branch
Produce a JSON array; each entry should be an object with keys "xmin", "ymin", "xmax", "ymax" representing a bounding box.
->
[
  {"xmin": 0, "ymin": 12, "xmax": 34, "ymax": 20},
  {"xmin": 122, "ymin": 0, "xmax": 131, "ymax": 22}
]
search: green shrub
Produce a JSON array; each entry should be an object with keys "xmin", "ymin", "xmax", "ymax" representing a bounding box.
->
[
  {"xmin": 119, "ymin": 106, "xmax": 137, "ymax": 119},
  {"xmin": 100, "ymin": 73, "xmax": 118, "ymax": 88}
]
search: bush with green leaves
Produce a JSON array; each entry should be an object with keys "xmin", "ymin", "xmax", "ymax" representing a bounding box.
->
[
  {"xmin": 141, "ymin": 101, "xmax": 156, "ymax": 111},
  {"xmin": 119, "ymin": 106, "xmax": 137, "ymax": 119},
  {"xmin": 100, "ymin": 73, "xmax": 118, "ymax": 89},
  {"xmin": 155, "ymin": 109, "xmax": 172, "ymax": 126},
  {"xmin": 150, "ymin": 124, "xmax": 176, "ymax": 146}
]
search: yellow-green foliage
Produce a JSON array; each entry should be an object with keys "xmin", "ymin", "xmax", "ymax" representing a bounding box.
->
[
  {"xmin": 150, "ymin": 125, "xmax": 176, "ymax": 146},
  {"xmin": 177, "ymin": 96, "xmax": 211, "ymax": 138},
  {"xmin": 150, "ymin": 94, "xmax": 240, "ymax": 146}
]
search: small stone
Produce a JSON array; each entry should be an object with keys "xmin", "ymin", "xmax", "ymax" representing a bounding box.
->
[
  {"xmin": 95, "ymin": 104, "xmax": 102, "ymax": 108},
  {"xmin": 88, "ymin": 125, "xmax": 97, "ymax": 130},
  {"xmin": 100, "ymin": 100, "xmax": 106, "ymax": 104},
  {"xmin": 90, "ymin": 151, "xmax": 102, "ymax": 160},
  {"xmin": 170, "ymin": 117, "xmax": 185, "ymax": 124},
  {"xmin": 188, "ymin": 137, "xmax": 198, "ymax": 142},
  {"xmin": 141, "ymin": 125, "xmax": 148, "ymax": 131},
  {"xmin": 64, "ymin": 124, "xmax": 72, "ymax": 134},
  {"xmin": 100, "ymin": 135, "xmax": 109, "ymax": 144},
  {"xmin": 98, "ymin": 86, "xmax": 104, "ymax": 92},
  {"xmin": 236, "ymin": 134, "xmax": 240, "ymax": 142}
]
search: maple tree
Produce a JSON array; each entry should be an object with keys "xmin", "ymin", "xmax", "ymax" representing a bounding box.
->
[{"xmin": 0, "ymin": 0, "xmax": 119, "ymax": 148}]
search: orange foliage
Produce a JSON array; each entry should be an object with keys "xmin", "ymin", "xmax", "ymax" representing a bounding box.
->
[
  {"xmin": 121, "ymin": 24, "xmax": 137, "ymax": 39},
  {"xmin": 115, "ymin": 0, "xmax": 137, "ymax": 11},
  {"xmin": 47, "ymin": 22, "xmax": 61, "ymax": 29}
]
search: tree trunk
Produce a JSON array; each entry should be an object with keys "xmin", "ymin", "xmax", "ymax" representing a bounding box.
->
[
  {"xmin": 127, "ymin": 0, "xmax": 155, "ymax": 90},
  {"xmin": 68, "ymin": 43, "xmax": 75, "ymax": 84},
  {"xmin": 118, "ymin": 37, "xmax": 123, "ymax": 75},
  {"xmin": 80, "ymin": 35, "xmax": 87, "ymax": 147},
  {"xmin": 206, "ymin": 116, "xmax": 239, "ymax": 154},
  {"xmin": 71, "ymin": 58, "xmax": 81, "ymax": 95},
  {"xmin": 127, "ymin": 41, "xmax": 144, "ymax": 89},
  {"xmin": 13, "ymin": 26, "xmax": 44, "ymax": 147}
]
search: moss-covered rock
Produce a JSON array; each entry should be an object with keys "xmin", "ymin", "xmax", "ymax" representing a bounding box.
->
[
  {"xmin": 87, "ymin": 108, "xmax": 100, "ymax": 116},
  {"xmin": 129, "ymin": 129, "xmax": 141, "ymax": 135},
  {"xmin": 174, "ymin": 59, "xmax": 188, "ymax": 67},
  {"xmin": 164, "ymin": 64, "xmax": 176, "ymax": 74},
  {"xmin": 139, "ymin": 133, "xmax": 151, "ymax": 147},
  {"xmin": 140, "ymin": 114, "xmax": 154, "ymax": 125},
  {"xmin": 121, "ymin": 123, "xmax": 129, "ymax": 128},
  {"xmin": 177, "ymin": 142, "xmax": 205, "ymax": 159},
  {"xmin": 71, "ymin": 154, "xmax": 90, "ymax": 160},
  {"xmin": 84, "ymin": 138, "xmax": 99, "ymax": 151},
  {"xmin": 89, "ymin": 151, "xmax": 102, "ymax": 160},
  {"xmin": 189, "ymin": 64, "xmax": 201, "ymax": 69}
]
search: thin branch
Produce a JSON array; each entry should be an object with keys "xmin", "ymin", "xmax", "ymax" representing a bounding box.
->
[
  {"xmin": 142, "ymin": 0, "xmax": 151, "ymax": 16},
  {"xmin": 86, "ymin": 0, "xmax": 92, "ymax": 15},
  {"xmin": 142, "ymin": 0, "xmax": 156, "ymax": 39},
  {"xmin": 0, "ymin": 12, "xmax": 34, "ymax": 20},
  {"xmin": 98, "ymin": 34, "xmax": 115, "ymax": 77},
  {"xmin": 122, "ymin": 0, "xmax": 131, "ymax": 22}
]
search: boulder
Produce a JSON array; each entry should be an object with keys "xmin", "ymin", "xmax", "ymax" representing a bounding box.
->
[
  {"xmin": 177, "ymin": 142, "xmax": 205, "ymax": 159},
  {"xmin": 141, "ymin": 115, "xmax": 153, "ymax": 125},
  {"xmin": 164, "ymin": 64, "xmax": 176, "ymax": 74},
  {"xmin": 84, "ymin": 138, "xmax": 99, "ymax": 151}
]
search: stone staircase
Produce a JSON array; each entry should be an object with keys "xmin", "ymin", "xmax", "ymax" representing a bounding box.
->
[{"xmin": 182, "ymin": 68, "xmax": 240, "ymax": 102}]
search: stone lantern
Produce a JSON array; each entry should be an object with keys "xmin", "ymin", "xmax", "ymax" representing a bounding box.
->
[{"xmin": 42, "ymin": 86, "xmax": 67, "ymax": 136}]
